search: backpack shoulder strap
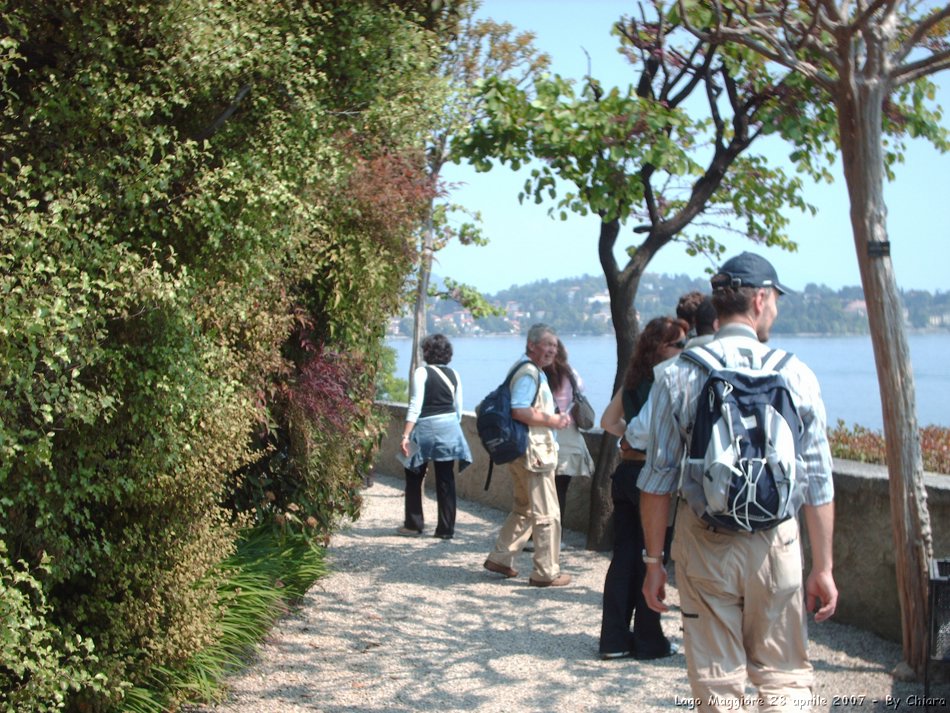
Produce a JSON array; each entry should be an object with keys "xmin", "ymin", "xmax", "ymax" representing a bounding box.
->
[
  {"xmin": 761, "ymin": 348, "xmax": 794, "ymax": 373},
  {"xmin": 680, "ymin": 344, "xmax": 726, "ymax": 373},
  {"xmin": 676, "ymin": 345, "xmax": 724, "ymax": 492},
  {"xmin": 484, "ymin": 458, "xmax": 495, "ymax": 491},
  {"xmin": 508, "ymin": 360, "xmax": 541, "ymax": 405}
]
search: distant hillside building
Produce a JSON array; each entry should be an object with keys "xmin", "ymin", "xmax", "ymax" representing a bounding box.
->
[
  {"xmin": 845, "ymin": 300, "xmax": 868, "ymax": 317},
  {"xmin": 929, "ymin": 312, "xmax": 950, "ymax": 328}
]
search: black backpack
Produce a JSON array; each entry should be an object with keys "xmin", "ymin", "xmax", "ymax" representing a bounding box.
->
[
  {"xmin": 681, "ymin": 344, "xmax": 805, "ymax": 532},
  {"xmin": 475, "ymin": 362, "xmax": 540, "ymax": 490}
]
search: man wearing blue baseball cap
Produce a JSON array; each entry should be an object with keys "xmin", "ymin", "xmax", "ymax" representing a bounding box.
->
[{"xmin": 638, "ymin": 252, "xmax": 837, "ymax": 712}]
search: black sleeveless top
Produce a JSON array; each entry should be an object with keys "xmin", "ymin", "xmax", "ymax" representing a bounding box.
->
[
  {"xmin": 419, "ymin": 365, "xmax": 458, "ymax": 418},
  {"xmin": 619, "ymin": 379, "xmax": 652, "ymax": 452}
]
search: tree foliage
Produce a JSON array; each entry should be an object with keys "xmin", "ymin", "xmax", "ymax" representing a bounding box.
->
[
  {"xmin": 407, "ymin": 0, "xmax": 550, "ymax": 376},
  {"xmin": 458, "ymin": 2, "xmax": 827, "ymax": 397},
  {"xmin": 456, "ymin": 1, "xmax": 948, "ymax": 549},
  {"xmin": 458, "ymin": 1, "xmax": 838, "ymax": 548},
  {"xmin": 1, "ymin": 0, "xmax": 438, "ymax": 708}
]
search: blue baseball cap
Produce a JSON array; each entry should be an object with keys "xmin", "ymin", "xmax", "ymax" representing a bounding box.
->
[{"xmin": 711, "ymin": 252, "xmax": 792, "ymax": 295}]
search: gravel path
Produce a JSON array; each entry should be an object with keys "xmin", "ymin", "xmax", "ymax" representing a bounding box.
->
[{"xmin": 193, "ymin": 473, "xmax": 949, "ymax": 712}]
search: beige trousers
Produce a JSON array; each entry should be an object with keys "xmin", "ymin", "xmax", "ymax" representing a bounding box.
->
[
  {"xmin": 487, "ymin": 458, "xmax": 561, "ymax": 582},
  {"xmin": 673, "ymin": 505, "xmax": 813, "ymax": 713}
]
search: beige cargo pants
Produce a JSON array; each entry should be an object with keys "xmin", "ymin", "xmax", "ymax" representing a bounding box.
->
[{"xmin": 672, "ymin": 505, "xmax": 814, "ymax": 713}]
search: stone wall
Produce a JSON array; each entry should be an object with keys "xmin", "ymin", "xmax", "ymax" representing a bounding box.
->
[{"xmin": 374, "ymin": 402, "xmax": 950, "ymax": 643}]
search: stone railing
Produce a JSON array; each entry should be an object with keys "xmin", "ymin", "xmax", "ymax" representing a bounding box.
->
[{"xmin": 373, "ymin": 402, "xmax": 950, "ymax": 643}]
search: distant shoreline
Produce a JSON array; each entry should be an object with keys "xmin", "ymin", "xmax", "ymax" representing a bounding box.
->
[{"xmin": 386, "ymin": 327, "xmax": 950, "ymax": 340}]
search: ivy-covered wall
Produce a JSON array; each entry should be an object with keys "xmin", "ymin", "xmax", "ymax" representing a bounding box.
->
[{"xmin": 0, "ymin": 1, "xmax": 439, "ymax": 709}]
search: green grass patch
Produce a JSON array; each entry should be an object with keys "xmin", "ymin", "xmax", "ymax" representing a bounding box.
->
[{"xmin": 118, "ymin": 526, "xmax": 327, "ymax": 713}]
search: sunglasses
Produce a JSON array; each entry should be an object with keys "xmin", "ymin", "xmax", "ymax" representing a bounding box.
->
[{"xmin": 668, "ymin": 339, "xmax": 687, "ymax": 349}]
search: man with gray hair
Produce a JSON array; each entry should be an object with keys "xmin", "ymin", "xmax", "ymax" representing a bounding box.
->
[
  {"xmin": 484, "ymin": 323, "xmax": 573, "ymax": 587},
  {"xmin": 639, "ymin": 253, "xmax": 837, "ymax": 711}
]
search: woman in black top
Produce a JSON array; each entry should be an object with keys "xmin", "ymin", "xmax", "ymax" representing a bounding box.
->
[
  {"xmin": 598, "ymin": 316, "xmax": 688, "ymax": 659},
  {"xmin": 398, "ymin": 334, "xmax": 471, "ymax": 539}
]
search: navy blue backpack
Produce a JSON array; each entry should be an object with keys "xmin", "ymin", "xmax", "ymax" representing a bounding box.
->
[
  {"xmin": 681, "ymin": 345, "xmax": 806, "ymax": 532},
  {"xmin": 475, "ymin": 363, "xmax": 539, "ymax": 490}
]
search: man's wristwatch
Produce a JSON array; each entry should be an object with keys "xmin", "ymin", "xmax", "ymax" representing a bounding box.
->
[{"xmin": 641, "ymin": 549, "xmax": 664, "ymax": 565}]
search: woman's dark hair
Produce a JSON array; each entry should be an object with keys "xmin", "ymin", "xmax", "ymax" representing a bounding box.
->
[
  {"xmin": 623, "ymin": 316, "xmax": 689, "ymax": 390},
  {"xmin": 676, "ymin": 290, "xmax": 705, "ymax": 328},
  {"xmin": 543, "ymin": 339, "xmax": 570, "ymax": 392},
  {"xmin": 421, "ymin": 333, "xmax": 452, "ymax": 365}
]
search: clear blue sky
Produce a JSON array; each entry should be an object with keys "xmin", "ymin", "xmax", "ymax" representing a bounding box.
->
[{"xmin": 436, "ymin": 0, "xmax": 950, "ymax": 295}]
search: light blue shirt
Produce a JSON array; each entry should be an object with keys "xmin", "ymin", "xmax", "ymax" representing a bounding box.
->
[
  {"xmin": 509, "ymin": 357, "xmax": 559, "ymax": 446},
  {"xmin": 510, "ymin": 357, "xmax": 546, "ymax": 408}
]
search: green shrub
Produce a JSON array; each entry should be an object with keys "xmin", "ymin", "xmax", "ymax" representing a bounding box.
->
[
  {"xmin": 117, "ymin": 527, "xmax": 327, "ymax": 713},
  {"xmin": 1, "ymin": 1, "xmax": 438, "ymax": 709},
  {"xmin": 0, "ymin": 544, "xmax": 105, "ymax": 712}
]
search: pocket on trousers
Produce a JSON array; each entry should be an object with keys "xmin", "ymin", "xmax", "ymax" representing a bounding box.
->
[
  {"xmin": 680, "ymin": 526, "xmax": 734, "ymax": 595},
  {"xmin": 768, "ymin": 522, "xmax": 803, "ymax": 594},
  {"xmin": 526, "ymin": 432, "xmax": 558, "ymax": 471}
]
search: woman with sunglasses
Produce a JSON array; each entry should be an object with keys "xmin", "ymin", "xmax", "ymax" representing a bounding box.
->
[{"xmin": 597, "ymin": 316, "xmax": 689, "ymax": 661}]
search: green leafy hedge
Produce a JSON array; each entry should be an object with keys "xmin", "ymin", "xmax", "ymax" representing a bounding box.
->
[
  {"xmin": 1, "ymin": 1, "xmax": 438, "ymax": 710},
  {"xmin": 0, "ymin": 543, "xmax": 105, "ymax": 712}
]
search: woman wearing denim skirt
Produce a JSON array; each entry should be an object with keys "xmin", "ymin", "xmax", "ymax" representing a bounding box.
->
[{"xmin": 397, "ymin": 334, "xmax": 472, "ymax": 539}]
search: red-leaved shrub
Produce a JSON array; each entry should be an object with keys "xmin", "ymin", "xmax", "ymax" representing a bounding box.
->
[{"xmin": 829, "ymin": 421, "xmax": 950, "ymax": 474}]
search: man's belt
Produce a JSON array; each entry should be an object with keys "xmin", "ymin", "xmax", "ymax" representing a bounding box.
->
[{"xmin": 619, "ymin": 442, "xmax": 646, "ymax": 462}]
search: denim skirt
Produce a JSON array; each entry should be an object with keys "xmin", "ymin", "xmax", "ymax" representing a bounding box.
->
[{"xmin": 402, "ymin": 413, "xmax": 472, "ymax": 473}]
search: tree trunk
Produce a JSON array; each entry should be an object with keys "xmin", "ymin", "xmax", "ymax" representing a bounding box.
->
[
  {"xmin": 586, "ymin": 219, "xmax": 627, "ymax": 549},
  {"xmin": 409, "ymin": 199, "xmax": 436, "ymax": 380},
  {"xmin": 587, "ymin": 218, "xmax": 649, "ymax": 550},
  {"xmin": 587, "ymin": 432, "xmax": 620, "ymax": 551},
  {"xmin": 588, "ymin": 217, "xmax": 676, "ymax": 549},
  {"xmin": 836, "ymin": 76, "xmax": 932, "ymax": 676},
  {"xmin": 599, "ymin": 219, "xmax": 640, "ymax": 394}
]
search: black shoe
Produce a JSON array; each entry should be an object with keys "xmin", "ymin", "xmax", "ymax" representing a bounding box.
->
[{"xmin": 433, "ymin": 533, "xmax": 453, "ymax": 540}]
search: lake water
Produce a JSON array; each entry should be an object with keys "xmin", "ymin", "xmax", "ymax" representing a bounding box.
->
[{"xmin": 386, "ymin": 333, "xmax": 950, "ymax": 429}]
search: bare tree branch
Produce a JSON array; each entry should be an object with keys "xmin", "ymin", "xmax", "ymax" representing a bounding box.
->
[
  {"xmin": 812, "ymin": 0, "xmax": 843, "ymax": 24},
  {"xmin": 784, "ymin": 2, "xmax": 824, "ymax": 53},
  {"xmin": 676, "ymin": 0, "xmax": 838, "ymax": 90},
  {"xmin": 891, "ymin": 48, "xmax": 950, "ymax": 85},
  {"xmin": 668, "ymin": 41, "xmax": 716, "ymax": 108},
  {"xmin": 708, "ymin": 64, "xmax": 729, "ymax": 149},
  {"xmin": 848, "ymin": 0, "xmax": 898, "ymax": 33},
  {"xmin": 641, "ymin": 160, "xmax": 662, "ymax": 225},
  {"xmin": 196, "ymin": 84, "xmax": 251, "ymax": 141},
  {"xmin": 652, "ymin": 0, "xmax": 671, "ymax": 92},
  {"xmin": 894, "ymin": 5, "xmax": 950, "ymax": 67},
  {"xmin": 794, "ymin": 24, "xmax": 842, "ymax": 70},
  {"xmin": 666, "ymin": 41, "xmax": 705, "ymax": 98}
]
